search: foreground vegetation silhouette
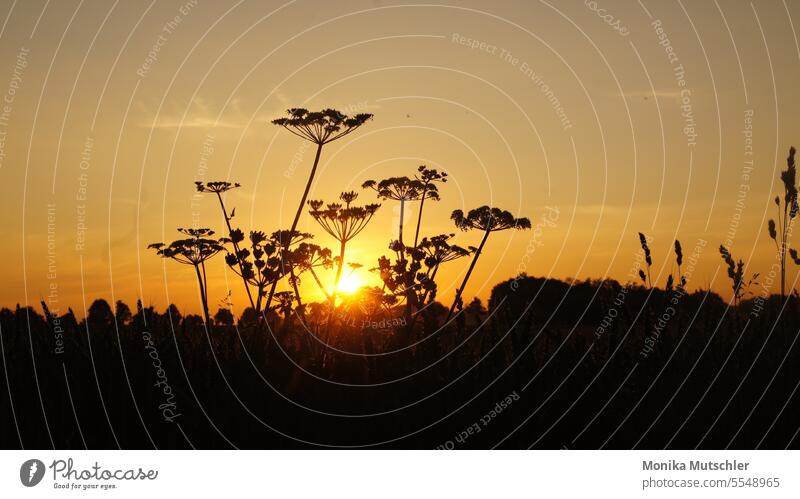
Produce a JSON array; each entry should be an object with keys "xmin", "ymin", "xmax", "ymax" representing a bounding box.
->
[{"xmin": 3, "ymin": 279, "xmax": 799, "ymax": 449}]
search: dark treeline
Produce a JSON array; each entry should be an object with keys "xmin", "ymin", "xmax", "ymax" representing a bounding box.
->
[{"xmin": 1, "ymin": 274, "xmax": 798, "ymax": 449}]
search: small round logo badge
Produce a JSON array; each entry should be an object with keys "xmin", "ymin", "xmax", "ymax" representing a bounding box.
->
[{"xmin": 20, "ymin": 459, "xmax": 45, "ymax": 487}]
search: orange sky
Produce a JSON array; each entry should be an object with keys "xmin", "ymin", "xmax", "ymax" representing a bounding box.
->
[{"xmin": 2, "ymin": 0, "xmax": 800, "ymax": 316}]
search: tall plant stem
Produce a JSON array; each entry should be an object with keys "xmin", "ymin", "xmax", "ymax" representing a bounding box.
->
[
  {"xmin": 413, "ymin": 187, "xmax": 427, "ymax": 248},
  {"xmin": 194, "ymin": 264, "xmax": 211, "ymax": 325},
  {"xmin": 201, "ymin": 260, "xmax": 208, "ymax": 302},
  {"xmin": 327, "ymin": 239, "xmax": 347, "ymax": 333},
  {"xmin": 291, "ymin": 142, "xmax": 324, "ymax": 235},
  {"xmin": 446, "ymin": 228, "xmax": 491, "ymax": 322},
  {"xmin": 331, "ymin": 241, "xmax": 347, "ymax": 306},
  {"xmin": 265, "ymin": 141, "xmax": 324, "ymax": 315},
  {"xmin": 255, "ymin": 285, "xmax": 263, "ymax": 321},
  {"xmin": 290, "ymin": 270, "xmax": 305, "ymax": 319},
  {"xmin": 420, "ymin": 264, "xmax": 441, "ymax": 305},
  {"xmin": 214, "ymin": 192, "xmax": 256, "ymax": 313},
  {"xmin": 782, "ymin": 201, "xmax": 787, "ymax": 299},
  {"xmin": 398, "ymin": 198, "xmax": 406, "ymax": 248},
  {"xmin": 309, "ymin": 267, "xmax": 331, "ymax": 302},
  {"xmin": 411, "ymin": 263, "xmax": 439, "ymax": 331}
]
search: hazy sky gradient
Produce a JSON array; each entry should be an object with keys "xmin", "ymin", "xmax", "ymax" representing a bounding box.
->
[{"xmin": 2, "ymin": 0, "xmax": 799, "ymax": 315}]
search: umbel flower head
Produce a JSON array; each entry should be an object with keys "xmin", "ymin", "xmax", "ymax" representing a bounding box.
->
[
  {"xmin": 418, "ymin": 234, "xmax": 471, "ymax": 268},
  {"xmin": 446, "ymin": 206, "xmax": 531, "ymax": 322},
  {"xmin": 194, "ymin": 181, "xmax": 241, "ymax": 194},
  {"xmin": 307, "ymin": 191, "xmax": 380, "ymax": 243},
  {"xmin": 223, "ymin": 230, "xmax": 294, "ymax": 292},
  {"xmin": 451, "ymin": 206, "xmax": 532, "ymax": 232},
  {"xmin": 362, "ymin": 176, "xmax": 425, "ymax": 202},
  {"xmin": 272, "ymin": 108, "xmax": 373, "ymax": 145},
  {"xmin": 148, "ymin": 228, "xmax": 226, "ymax": 324},
  {"xmin": 288, "ymin": 242, "xmax": 333, "ymax": 274},
  {"xmin": 148, "ymin": 228, "xmax": 225, "ymax": 266},
  {"xmin": 416, "ymin": 164, "xmax": 447, "ymax": 186}
]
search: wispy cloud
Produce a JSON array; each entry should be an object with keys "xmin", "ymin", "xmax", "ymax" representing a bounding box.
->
[
  {"xmin": 142, "ymin": 117, "xmax": 243, "ymax": 129},
  {"xmin": 136, "ymin": 96, "xmax": 278, "ymax": 130}
]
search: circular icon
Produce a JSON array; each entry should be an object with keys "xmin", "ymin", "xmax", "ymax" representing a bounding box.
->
[{"xmin": 19, "ymin": 459, "xmax": 45, "ymax": 487}]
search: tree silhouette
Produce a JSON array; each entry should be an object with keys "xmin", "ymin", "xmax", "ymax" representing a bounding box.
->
[
  {"xmin": 447, "ymin": 207, "xmax": 531, "ymax": 321},
  {"xmin": 412, "ymin": 165, "xmax": 447, "ymax": 247},
  {"xmin": 768, "ymin": 146, "xmax": 798, "ymax": 299},
  {"xmin": 214, "ymin": 307, "xmax": 234, "ymax": 326},
  {"xmin": 148, "ymin": 228, "xmax": 225, "ymax": 325},
  {"xmin": 307, "ymin": 191, "xmax": 380, "ymax": 325}
]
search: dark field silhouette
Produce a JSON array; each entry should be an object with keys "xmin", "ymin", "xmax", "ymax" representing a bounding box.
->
[{"xmin": 2, "ymin": 275, "xmax": 799, "ymax": 449}]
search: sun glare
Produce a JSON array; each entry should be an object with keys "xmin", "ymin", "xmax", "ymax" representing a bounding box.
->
[{"xmin": 337, "ymin": 273, "xmax": 364, "ymax": 295}]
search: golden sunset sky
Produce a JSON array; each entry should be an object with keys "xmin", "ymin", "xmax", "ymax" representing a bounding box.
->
[{"xmin": 2, "ymin": 0, "xmax": 799, "ymax": 316}]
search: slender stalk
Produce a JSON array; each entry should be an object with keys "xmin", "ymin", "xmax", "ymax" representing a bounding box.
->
[
  {"xmin": 290, "ymin": 271, "xmax": 305, "ymax": 319},
  {"xmin": 413, "ymin": 187, "xmax": 427, "ymax": 248},
  {"xmin": 265, "ymin": 142, "xmax": 324, "ymax": 316},
  {"xmin": 325, "ymin": 240, "xmax": 347, "ymax": 338},
  {"xmin": 420, "ymin": 263, "xmax": 441, "ymax": 305},
  {"xmin": 447, "ymin": 228, "xmax": 491, "ymax": 322},
  {"xmin": 194, "ymin": 264, "xmax": 210, "ymax": 325},
  {"xmin": 411, "ymin": 262, "xmax": 440, "ymax": 332},
  {"xmin": 782, "ymin": 200, "xmax": 787, "ymax": 299},
  {"xmin": 290, "ymin": 142, "xmax": 323, "ymax": 236},
  {"xmin": 398, "ymin": 198, "xmax": 405, "ymax": 248},
  {"xmin": 255, "ymin": 285, "xmax": 263, "ymax": 321},
  {"xmin": 330, "ymin": 240, "xmax": 347, "ymax": 309},
  {"xmin": 201, "ymin": 259, "xmax": 208, "ymax": 304},
  {"xmin": 309, "ymin": 267, "xmax": 331, "ymax": 301},
  {"xmin": 214, "ymin": 192, "xmax": 256, "ymax": 312}
]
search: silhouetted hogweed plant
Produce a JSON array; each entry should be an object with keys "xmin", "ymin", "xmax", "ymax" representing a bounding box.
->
[
  {"xmin": 149, "ymin": 111, "xmax": 797, "ymax": 341},
  {"xmin": 362, "ymin": 176, "xmax": 425, "ymax": 249},
  {"xmin": 268, "ymin": 108, "xmax": 373, "ymax": 316},
  {"xmin": 416, "ymin": 234, "xmax": 471, "ymax": 305},
  {"xmin": 412, "ymin": 165, "xmax": 447, "ymax": 247},
  {"xmin": 223, "ymin": 229, "xmax": 311, "ymax": 320},
  {"xmin": 287, "ymin": 242, "xmax": 334, "ymax": 303},
  {"xmin": 195, "ymin": 181, "xmax": 254, "ymax": 313},
  {"xmin": 447, "ymin": 206, "xmax": 531, "ymax": 321},
  {"xmin": 307, "ymin": 191, "xmax": 380, "ymax": 324},
  {"xmin": 148, "ymin": 228, "xmax": 226, "ymax": 325},
  {"xmin": 272, "ymin": 108, "xmax": 373, "ymax": 240}
]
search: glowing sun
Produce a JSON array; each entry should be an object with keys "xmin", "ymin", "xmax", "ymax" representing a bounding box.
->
[{"xmin": 337, "ymin": 273, "xmax": 364, "ymax": 295}]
